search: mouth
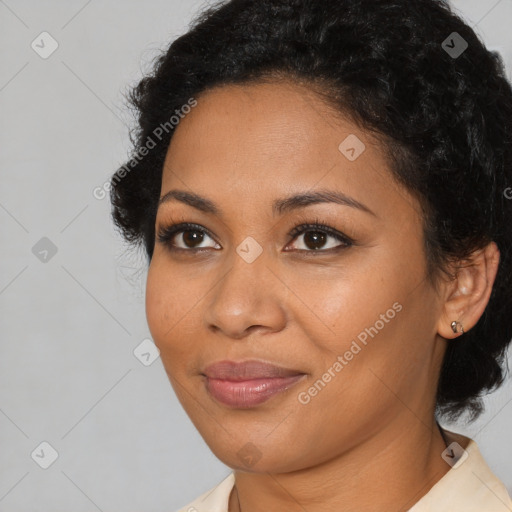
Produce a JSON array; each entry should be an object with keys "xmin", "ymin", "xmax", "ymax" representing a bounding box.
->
[{"xmin": 201, "ymin": 359, "xmax": 307, "ymax": 408}]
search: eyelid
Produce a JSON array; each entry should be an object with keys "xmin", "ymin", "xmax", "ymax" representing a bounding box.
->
[
  {"xmin": 156, "ymin": 222, "xmax": 220, "ymax": 250},
  {"xmin": 286, "ymin": 216, "xmax": 354, "ymax": 247},
  {"xmin": 156, "ymin": 216, "xmax": 354, "ymax": 255}
]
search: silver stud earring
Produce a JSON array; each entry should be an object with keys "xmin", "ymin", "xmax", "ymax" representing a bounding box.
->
[{"xmin": 451, "ymin": 321, "xmax": 464, "ymax": 334}]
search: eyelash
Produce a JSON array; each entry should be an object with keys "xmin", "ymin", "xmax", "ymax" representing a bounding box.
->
[{"xmin": 156, "ymin": 216, "xmax": 354, "ymax": 255}]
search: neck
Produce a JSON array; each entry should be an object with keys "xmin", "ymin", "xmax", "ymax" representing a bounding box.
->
[{"xmin": 229, "ymin": 417, "xmax": 452, "ymax": 512}]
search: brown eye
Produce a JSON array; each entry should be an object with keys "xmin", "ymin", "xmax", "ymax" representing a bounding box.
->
[
  {"xmin": 181, "ymin": 230, "xmax": 206, "ymax": 248},
  {"xmin": 157, "ymin": 223, "xmax": 220, "ymax": 251},
  {"xmin": 286, "ymin": 223, "xmax": 353, "ymax": 253},
  {"xmin": 303, "ymin": 231, "xmax": 328, "ymax": 250}
]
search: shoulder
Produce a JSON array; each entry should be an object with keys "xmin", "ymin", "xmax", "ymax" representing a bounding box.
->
[
  {"xmin": 175, "ymin": 472, "xmax": 235, "ymax": 512},
  {"xmin": 408, "ymin": 428, "xmax": 512, "ymax": 512}
]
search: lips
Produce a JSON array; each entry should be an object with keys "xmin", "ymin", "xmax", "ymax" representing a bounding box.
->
[
  {"xmin": 202, "ymin": 359, "xmax": 307, "ymax": 408},
  {"xmin": 202, "ymin": 359, "xmax": 304, "ymax": 380}
]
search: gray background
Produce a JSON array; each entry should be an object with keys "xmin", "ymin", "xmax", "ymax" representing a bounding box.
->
[{"xmin": 1, "ymin": 1, "xmax": 511, "ymax": 510}]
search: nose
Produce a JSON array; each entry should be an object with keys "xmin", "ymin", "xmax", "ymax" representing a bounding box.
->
[{"xmin": 202, "ymin": 248, "xmax": 288, "ymax": 340}]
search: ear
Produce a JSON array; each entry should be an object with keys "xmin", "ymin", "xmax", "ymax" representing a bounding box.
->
[{"xmin": 436, "ymin": 241, "xmax": 500, "ymax": 339}]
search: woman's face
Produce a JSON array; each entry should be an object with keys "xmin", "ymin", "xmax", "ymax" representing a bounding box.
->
[{"xmin": 145, "ymin": 80, "xmax": 447, "ymax": 472}]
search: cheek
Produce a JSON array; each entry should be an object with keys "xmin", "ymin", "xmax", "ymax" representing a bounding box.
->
[
  {"xmin": 277, "ymin": 258, "xmax": 395, "ymax": 352},
  {"xmin": 145, "ymin": 264, "xmax": 166, "ymax": 343},
  {"xmin": 145, "ymin": 260, "xmax": 187, "ymax": 357},
  {"xmin": 280, "ymin": 247, "xmax": 426, "ymax": 399},
  {"xmin": 145, "ymin": 258, "xmax": 207, "ymax": 366}
]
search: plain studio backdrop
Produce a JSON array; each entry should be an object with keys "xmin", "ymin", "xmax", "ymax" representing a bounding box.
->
[{"xmin": 1, "ymin": 1, "xmax": 511, "ymax": 511}]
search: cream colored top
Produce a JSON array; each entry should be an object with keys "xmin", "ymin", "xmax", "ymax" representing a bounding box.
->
[{"xmin": 176, "ymin": 429, "xmax": 512, "ymax": 512}]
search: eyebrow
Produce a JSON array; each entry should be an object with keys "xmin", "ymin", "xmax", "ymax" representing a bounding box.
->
[{"xmin": 158, "ymin": 188, "xmax": 376, "ymax": 217}]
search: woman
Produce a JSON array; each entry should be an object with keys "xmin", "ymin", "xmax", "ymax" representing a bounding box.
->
[{"xmin": 110, "ymin": 0, "xmax": 512, "ymax": 510}]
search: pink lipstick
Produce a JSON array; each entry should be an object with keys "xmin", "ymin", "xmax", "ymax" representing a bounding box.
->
[{"xmin": 202, "ymin": 359, "xmax": 306, "ymax": 408}]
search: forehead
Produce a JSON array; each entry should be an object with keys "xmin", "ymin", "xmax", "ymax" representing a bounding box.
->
[{"xmin": 160, "ymin": 80, "xmax": 418, "ymax": 221}]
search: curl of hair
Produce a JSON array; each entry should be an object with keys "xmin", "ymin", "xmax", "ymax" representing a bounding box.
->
[{"xmin": 110, "ymin": 0, "xmax": 512, "ymax": 422}]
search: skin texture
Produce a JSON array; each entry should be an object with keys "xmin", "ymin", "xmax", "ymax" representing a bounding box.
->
[{"xmin": 145, "ymin": 80, "xmax": 500, "ymax": 512}]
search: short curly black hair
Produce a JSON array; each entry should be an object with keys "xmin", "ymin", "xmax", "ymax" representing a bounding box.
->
[{"xmin": 110, "ymin": 0, "xmax": 512, "ymax": 423}]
